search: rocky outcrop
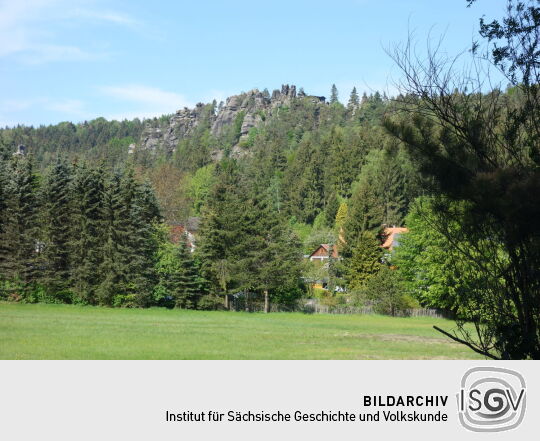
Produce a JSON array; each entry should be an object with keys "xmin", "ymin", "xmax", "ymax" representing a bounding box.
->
[
  {"xmin": 139, "ymin": 103, "xmax": 209, "ymax": 153},
  {"xmin": 136, "ymin": 85, "xmax": 324, "ymax": 154},
  {"xmin": 210, "ymin": 90, "xmax": 268, "ymax": 138}
]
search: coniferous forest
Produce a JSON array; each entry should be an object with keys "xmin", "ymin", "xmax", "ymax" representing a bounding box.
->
[{"xmin": 1, "ymin": 0, "xmax": 540, "ymax": 359}]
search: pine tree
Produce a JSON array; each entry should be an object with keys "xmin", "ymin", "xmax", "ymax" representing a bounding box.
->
[
  {"xmin": 330, "ymin": 84, "xmax": 339, "ymax": 104},
  {"xmin": 347, "ymin": 87, "xmax": 359, "ymax": 113},
  {"xmin": 40, "ymin": 157, "xmax": 73, "ymax": 297}
]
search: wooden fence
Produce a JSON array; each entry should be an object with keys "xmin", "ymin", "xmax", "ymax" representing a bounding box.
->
[{"xmin": 228, "ymin": 297, "xmax": 453, "ymax": 318}]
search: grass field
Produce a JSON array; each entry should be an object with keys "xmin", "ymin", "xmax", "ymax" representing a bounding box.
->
[{"xmin": 0, "ymin": 303, "xmax": 483, "ymax": 359}]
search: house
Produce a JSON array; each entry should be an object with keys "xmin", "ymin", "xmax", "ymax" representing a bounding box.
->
[
  {"xmin": 381, "ymin": 227, "xmax": 409, "ymax": 251},
  {"xmin": 308, "ymin": 244, "xmax": 339, "ymax": 262},
  {"xmin": 306, "ymin": 244, "xmax": 341, "ymax": 290},
  {"xmin": 168, "ymin": 217, "xmax": 200, "ymax": 252},
  {"xmin": 169, "ymin": 224, "xmax": 196, "ymax": 252}
]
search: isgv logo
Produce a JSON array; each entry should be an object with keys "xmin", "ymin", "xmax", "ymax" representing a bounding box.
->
[{"xmin": 457, "ymin": 367, "xmax": 526, "ymax": 432}]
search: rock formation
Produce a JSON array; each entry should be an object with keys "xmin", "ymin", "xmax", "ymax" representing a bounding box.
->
[{"xmin": 136, "ymin": 85, "xmax": 325, "ymax": 154}]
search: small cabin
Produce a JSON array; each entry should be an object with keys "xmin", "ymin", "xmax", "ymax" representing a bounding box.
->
[{"xmin": 308, "ymin": 244, "xmax": 339, "ymax": 262}]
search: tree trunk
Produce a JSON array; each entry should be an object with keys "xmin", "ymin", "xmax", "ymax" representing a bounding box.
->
[
  {"xmin": 264, "ymin": 289, "xmax": 269, "ymax": 313},
  {"xmin": 224, "ymin": 293, "xmax": 229, "ymax": 310}
]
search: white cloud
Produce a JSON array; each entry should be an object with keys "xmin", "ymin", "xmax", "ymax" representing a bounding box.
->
[
  {"xmin": 69, "ymin": 8, "xmax": 139, "ymax": 26},
  {"xmin": 99, "ymin": 84, "xmax": 193, "ymax": 119},
  {"xmin": 0, "ymin": 0, "xmax": 138, "ymax": 63},
  {"xmin": 18, "ymin": 44, "xmax": 100, "ymax": 64}
]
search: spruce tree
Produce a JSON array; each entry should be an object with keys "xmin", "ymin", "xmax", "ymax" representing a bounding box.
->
[
  {"xmin": 330, "ymin": 84, "xmax": 339, "ymax": 104},
  {"xmin": 343, "ymin": 148, "xmax": 410, "ymax": 246},
  {"xmin": 1, "ymin": 154, "xmax": 40, "ymax": 296},
  {"xmin": 40, "ymin": 157, "xmax": 73, "ymax": 297},
  {"xmin": 347, "ymin": 87, "xmax": 359, "ymax": 112},
  {"xmin": 70, "ymin": 163, "xmax": 105, "ymax": 303},
  {"xmin": 170, "ymin": 233, "xmax": 200, "ymax": 308},
  {"xmin": 195, "ymin": 160, "xmax": 245, "ymax": 306},
  {"xmin": 0, "ymin": 157, "xmax": 9, "ymax": 296},
  {"xmin": 324, "ymin": 192, "xmax": 339, "ymax": 228},
  {"xmin": 96, "ymin": 171, "xmax": 129, "ymax": 306},
  {"xmin": 344, "ymin": 181, "xmax": 383, "ymax": 245},
  {"xmin": 239, "ymin": 192, "xmax": 302, "ymax": 312},
  {"xmin": 127, "ymin": 176, "xmax": 161, "ymax": 306}
]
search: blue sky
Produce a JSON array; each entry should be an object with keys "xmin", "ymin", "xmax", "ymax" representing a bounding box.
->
[{"xmin": 0, "ymin": 0, "xmax": 507, "ymax": 127}]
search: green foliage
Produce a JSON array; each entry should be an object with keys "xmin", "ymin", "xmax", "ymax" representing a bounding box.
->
[
  {"xmin": 330, "ymin": 84, "xmax": 339, "ymax": 104},
  {"xmin": 394, "ymin": 196, "xmax": 501, "ymax": 324},
  {"xmin": 344, "ymin": 231, "xmax": 382, "ymax": 290},
  {"xmin": 347, "ymin": 87, "xmax": 360, "ymax": 113},
  {"xmin": 187, "ymin": 164, "xmax": 215, "ymax": 215},
  {"xmin": 0, "ymin": 118, "xmax": 144, "ymax": 168},
  {"xmin": 288, "ymin": 218, "xmax": 312, "ymax": 244},
  {"xmin": 303, "ymin": 229, "xmax": 337, "ymax": 255},
  {"xmin": 155, "ymin": 228, "xmax": 201, "ymax": 309},
  {"xmin": 386, "ymin": 0, "xmax": 540, "ymax": 358},
  {"xmin": 343, "ymin": 147, "xmax": 418, "ymax": 245},
  {"xmin": 395, "ymin": 198, "xmax": 468, "ymax": 311},
  {"xmin": 362, "ymin": 266, "xmax": 419, "ymax": 316},
  {"xmin": 196, "ymin": 160, "xmax": 304, "ymax": 308},
  {"xmin": 324, "ymin": 192, "xmax": 339, "ymax": 228},
  {"xmin": 70, "ymin": 162, "xmax": 105, "ymax": 303},
  {"xmin": 0, "ymin": 154, "xmax": 40, "ymax": 296},
  {"xmin": 174, "ymin": 129, "xmax": 214, "ymax": 172},
  {"xmin": 39, "ymin": 158, "xmax": 73, "ymax": 296},
  {"xmin": 334, "ymin": 202, "xmax": 348, "ymax": 230}
]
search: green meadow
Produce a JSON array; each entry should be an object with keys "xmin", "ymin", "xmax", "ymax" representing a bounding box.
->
[{"xmin": 0, "ymin": 303, "xmax": 483, "ymax": 359}]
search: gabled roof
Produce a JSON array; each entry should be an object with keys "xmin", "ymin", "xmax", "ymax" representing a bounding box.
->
[
  {"xmin": 381, "ymin": 227, "xmax": 409, "ymax": 250},
  {"xmin": 309, "ymin": 244, "xmax": 339, "ymax": 258}
]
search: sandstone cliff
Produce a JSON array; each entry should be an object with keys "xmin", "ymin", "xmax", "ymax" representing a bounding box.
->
[{"xmin": 137, "ymin": 85, "xmax": 325, "ymax": 154}]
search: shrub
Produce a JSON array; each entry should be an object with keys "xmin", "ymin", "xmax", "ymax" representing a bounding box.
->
[
  {"xmin": 362, "ymin": 266, "xmax": 419, "ymax": 316},
  {"xmin": 197, "ymin": 294, "xmax": 224, "ymax": 310}
]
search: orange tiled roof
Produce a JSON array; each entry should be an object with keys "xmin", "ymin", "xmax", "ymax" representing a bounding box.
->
[{"xmin": 381, "ymin": 227, "xmax": 409, "ymax": 250}]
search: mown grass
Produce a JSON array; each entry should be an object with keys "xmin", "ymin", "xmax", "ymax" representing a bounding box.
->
[{"xmin": 0, "ymin": 302, "xmax": 484, "ymax": 359}]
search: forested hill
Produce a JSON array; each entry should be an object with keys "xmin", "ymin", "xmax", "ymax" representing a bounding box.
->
[
  {"xmin": 0, "ymin": 82, "xmax": 421, "ymax": 309},
  {"xmin": 2, "ymin": 0, "xmax": 539, "ymax": 359},
  {"xmin": 0, "ymin": 84, "xmax": 418, "ymax": 230}
]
